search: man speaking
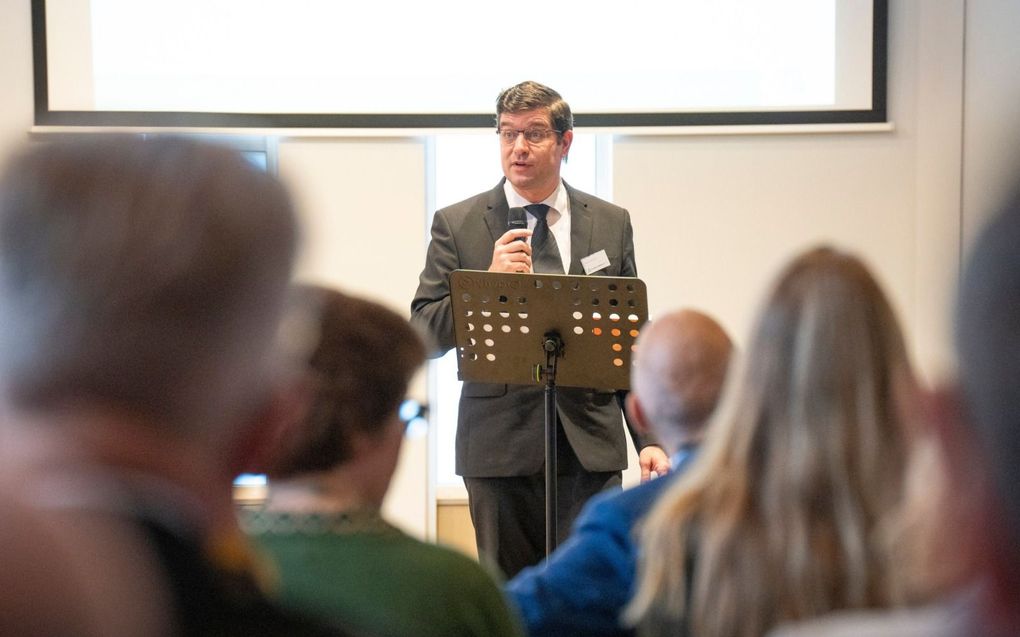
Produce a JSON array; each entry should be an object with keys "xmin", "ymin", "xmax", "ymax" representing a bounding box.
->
[{"xmin": 411, "ymin": 81, "xmax": 668, "ymax": 577}]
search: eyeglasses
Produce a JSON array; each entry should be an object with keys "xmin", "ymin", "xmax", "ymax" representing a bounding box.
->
[
  {"xmin": 497, "ymin": 127, "xmax": 562, "ymax": 145},
  {"xmin": 398, "ymin": 398, "xmax": 428, "ymax": 433}
]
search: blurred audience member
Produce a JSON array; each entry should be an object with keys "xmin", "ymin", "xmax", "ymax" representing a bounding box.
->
[
  {"xmin": 243, "ymin": 285, "xmax": 523, "ymax": 637},
  {"xmin": 0, "ymin": 137, "xmax": 354, "ymax": 636},
  {"xmin": 506, "ymin": 309, "xmax": 733, "ymax": 637},
  {"xmin": 951, "ymin": 190, "xmax": 1020, "ymax": 635},
  {"xmin": 772, "ymin": 192, "xmax": 1020, "ymax": 637},
  {"xmin": 626, "ymin": 247, "xmax": 918, "ymax": 637}
]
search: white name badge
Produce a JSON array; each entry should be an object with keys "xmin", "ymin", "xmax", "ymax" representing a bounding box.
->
[{"xmin": 581, "ymin": 249, "xmax": 611, "ymax": 275}]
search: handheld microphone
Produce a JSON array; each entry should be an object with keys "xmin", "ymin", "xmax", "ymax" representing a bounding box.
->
[{"xmin": 508, "ymin": 207, "xmax": 527, "ymax": 242}]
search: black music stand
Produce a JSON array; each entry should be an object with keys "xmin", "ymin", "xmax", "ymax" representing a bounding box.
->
[{"xmin": 450, "ymin": 269, "xmax": 648, "ymax": 555}]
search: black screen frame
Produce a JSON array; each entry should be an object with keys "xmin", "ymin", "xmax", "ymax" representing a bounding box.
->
[{"xmin": 32, "ymin": 0, "xmax": 888, "ymax": 129}]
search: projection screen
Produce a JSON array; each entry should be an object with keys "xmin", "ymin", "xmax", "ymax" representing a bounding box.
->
[{"xmin": 34, "ymin": 0, "xmax": 886, "ymax": 128}]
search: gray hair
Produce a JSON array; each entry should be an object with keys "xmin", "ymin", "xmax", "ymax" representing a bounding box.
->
[{"xmin": 0, "ymin": 136, "xmax": 299, "ymax": 430}]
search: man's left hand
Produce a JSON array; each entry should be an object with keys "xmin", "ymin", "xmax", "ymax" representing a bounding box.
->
[{"xmin": 638, "ymin": 445, "xmax": 671, "ymax": 483}]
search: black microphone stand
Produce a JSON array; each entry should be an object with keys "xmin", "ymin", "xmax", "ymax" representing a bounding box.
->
[{"xmin": 537, "ymin": 331, "xmax": 564, "ymax": 555}]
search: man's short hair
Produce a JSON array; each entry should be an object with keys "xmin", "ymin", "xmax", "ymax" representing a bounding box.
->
[
  {"xmin": 956, "ymin": 188, "xmax": 1020, "ymax": 546},
  {"xmin": 268, "ymin": 286, "xmax": 426, "ymax": 477},
  {"xmin": 0, "ymin": 136, "xmax": 299, "ymax": 429},
  {"xmin": 496, "ymin": 81, "xmax": 574, "ymax": 136}
]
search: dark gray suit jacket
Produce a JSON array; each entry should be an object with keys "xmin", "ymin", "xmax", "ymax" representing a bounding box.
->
[{"xmin": 411, "ymin": 180, "xmax": 643, "ymax": 478}]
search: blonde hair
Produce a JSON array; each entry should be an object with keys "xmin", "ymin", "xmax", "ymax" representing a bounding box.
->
[{"xmin": 626, "ymin": 247, "xmax": 916, "ymax": 637}]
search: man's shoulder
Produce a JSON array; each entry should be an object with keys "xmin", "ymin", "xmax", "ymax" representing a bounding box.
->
[
  {"xmin": 368, "ymin": 532, "xmax": 523, "ymax": 636},
  {"xmin": 565, "ymin": 183, "xmax": 628, "ymax": 216},
  {"xmin": 437, "ymin": 183, "xmax": 504, "ymax": 220},
  {"xmin": 139, "ymin": 515, "xmax": 353, "ymax": 636},
  {"xmin": 579, "ymin": 473, "xmax": 680, "ymax": 532},
  {"xmin": 395, "ymin": 531, "xmax": 497, "ymax": 579},
  {"xmin": 352, "ymin": 524, "xmax": 506, "ymax": 594}
]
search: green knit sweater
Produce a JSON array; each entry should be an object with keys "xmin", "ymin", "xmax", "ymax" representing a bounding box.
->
[{"xmin": 243, "ymin": 509, "xmax": 523, "ymax": 637}]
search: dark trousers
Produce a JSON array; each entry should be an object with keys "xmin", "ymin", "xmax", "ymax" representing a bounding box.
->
[{"xmin": 463, "ymin": 422, "xmax": 622, "ymax": 579}]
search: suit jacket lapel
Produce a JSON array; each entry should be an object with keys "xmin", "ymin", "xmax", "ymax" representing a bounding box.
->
[
  {"xmin": 482, "ymin": 179, "xmax": 510, "ymax": 244},
  {"xmin": 485, "ymin": 179, "xmax": 593, "ymax": 274},
  {"xmin": 566, "ymin": 182, "xmax": 593, "ymax": 275}
]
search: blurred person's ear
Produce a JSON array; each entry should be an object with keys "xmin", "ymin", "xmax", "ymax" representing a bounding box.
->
[
  {"xmin": 229, "ymin": 375, "xmax": 315, "ymax": 477},
  {"xmin": 626, "ymin": 392, "xmax": 652, "ymax": 437}
]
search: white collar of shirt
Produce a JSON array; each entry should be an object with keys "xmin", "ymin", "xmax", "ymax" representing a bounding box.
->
[{"xmin": 503, "ymin": 180, "xmax": 572, "ymax": 273}]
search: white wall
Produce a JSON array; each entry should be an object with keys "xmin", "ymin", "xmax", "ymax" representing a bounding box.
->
[
  {"xmin": 276, "ymin": 137, "xmax": 432, "ymax": 538},
  {"xmin": 962, "ymin": 0, "xmax": 1020, "ymax": 248},
  {"xmin": 615, "ymin": 0, "xmax": 964, "ymax": 383},
  {"xmin": 0, "ymin": 1, "xmax": 33, "ymax": 160},
  {"xmin": 617, "ymin": 130, "xmax": 918, "ymax": 346}
]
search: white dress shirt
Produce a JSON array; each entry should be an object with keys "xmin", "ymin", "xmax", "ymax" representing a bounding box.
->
[{"xmin": 504, "ymin": 180, "xmax": 572, "ymax": 274}]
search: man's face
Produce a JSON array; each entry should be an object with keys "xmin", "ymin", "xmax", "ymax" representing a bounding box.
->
[{"xmin": 498, "ymin": 108, "xmax": 573, "ymax": 201}]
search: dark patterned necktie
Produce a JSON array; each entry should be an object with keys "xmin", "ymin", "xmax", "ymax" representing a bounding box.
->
[{"xmin": 526, "ymin": 204, "xmax": 565, "ymax": 274}]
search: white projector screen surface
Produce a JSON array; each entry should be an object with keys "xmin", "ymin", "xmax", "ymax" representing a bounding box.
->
[{"xmin": 36, "ymin": 0, "xmax": 884, "ymax": 127}]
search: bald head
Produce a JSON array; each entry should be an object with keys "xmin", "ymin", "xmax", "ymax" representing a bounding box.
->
[{"xmin": 629, "ymin": 309, "xmax": 733, "ymax": 453}]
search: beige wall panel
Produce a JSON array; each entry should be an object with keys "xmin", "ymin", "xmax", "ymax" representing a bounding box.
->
[
  {"xmin": 961, "ymin": 1, "xmax": 1020, "ymax": 250},
  {"xmin": 912, "ymin": 1, "xmax": 965, "ymax": 382},
  {"xmin": 436, "ymin": 502, "xmax": 479, "ymax": 560},
  {"xmin": 0, "ymin": 1, "xmax": 33, "ymax": 158},
  {"xmin": 615, "ymin": 132, "xmax": 917, "ymax": 355},
  {"xmin": 277, "ymin": 137, "xmax": 430, "ymax": 539},
  {"xmin": 278, "ymin": 137, "xmax": 427, "ymax": 314}
]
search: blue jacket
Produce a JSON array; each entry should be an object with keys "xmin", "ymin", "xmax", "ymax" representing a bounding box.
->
[{"xmin": 505, "ymin": 450, "xmax": 697, "ymax": 637}]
